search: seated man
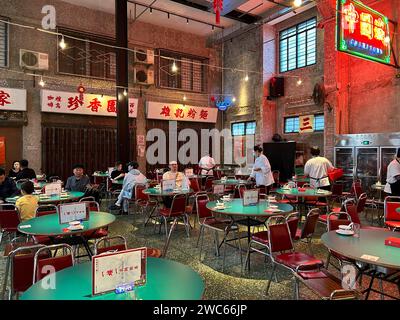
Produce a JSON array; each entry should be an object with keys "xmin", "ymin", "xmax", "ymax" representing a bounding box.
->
[
  {"xmin": 0, "ymin": 168, "xmax": 19, "ymax": 203},
  {"xmin": 65, "ymin": 164, "xmax": 91, "ymax": 193},
  {"xmin": 163, "ymin": 161, "xmax": 190, "ymax": 189},
  {"xmin": 110, "ymin": 161, "xmax": 126, "ymax": 190},
  {"xmin": 16, "ymin": 181, "xmax": 38, "ymax": 221},
  {"xmin": 15, "ymin": 159, "xmax": 36, "ymax": 181},
  {"xmin": 112, "ymin": 161, "xmax": 147, "ymax": 215}
]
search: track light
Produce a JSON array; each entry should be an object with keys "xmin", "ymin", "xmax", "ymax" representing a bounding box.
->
[
  {"xmin": 171, "ymin": 60, "xmax": 178, "ymax": 73},
  {"xmin": 232, "ymin": 97, "xmax": 236, "ymax": 103},
  {"xmin": 293, "ymin": 0, "xmax": 302, "ymax": 7},
  {"xmin": 59, "ymin": 35, "xmax": 66, "ymax": 50},
  {"xmin": 297, "ymin": 79, "xmax": 302, "ymax": 86},
  {"xmin": 187, "ymin": 18, "xmax": 189, "ymax": 24},
  {"xmin": 244, "ymin": 74, "xmax": 249, "ymax": 82},
  {"xmin": 123, "ymin": 89, "xmax": 128, "ymax": 96},
  {"xmin": 39, "ymin": 76, "xmax": 45, "ymax": 87}
]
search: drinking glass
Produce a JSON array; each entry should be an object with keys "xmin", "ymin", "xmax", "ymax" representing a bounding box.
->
[{"xmin": 352, "ymin": 223, "xmax": 360, "ymax": 238}]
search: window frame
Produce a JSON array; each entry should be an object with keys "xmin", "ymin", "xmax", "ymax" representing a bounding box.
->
[
  {"xmin": 279, "ymin": 17, "xmax": 317, "ymax": 73},
  {"xmin": 283, "ymin": 114, "xmax": 324, "ymax": 134},
  {"xmin": 0, "ymin": 16, "xmax": 9, "ymax": 69},
  {"xmin": 231, "ymin": 121, "xmax": 257, "ymax": 137},
  {"xmin": 57, "ymin": 27, "xmax": 116, "ymax": 81},
  {"xmin": 156, "ymin": 48, "xmax": 208, "ymax": 93}
]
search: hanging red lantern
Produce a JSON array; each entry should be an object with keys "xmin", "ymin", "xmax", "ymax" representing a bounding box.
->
[
  {"xmin": 213, "ymin": 0, "xmax": 223, "ymax": 25},
  {"xmin": 77, "ymin": 84, "xmax": 86, "ymax": 101}
]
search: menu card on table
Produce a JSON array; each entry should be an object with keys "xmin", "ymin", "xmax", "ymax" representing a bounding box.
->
[
  {"xmin": 162, "ymin": 179, "xmax": 176, "ymax": 192},
  {"xmin": 92, "ymin": 248, "xmax": 147, "ymax": 296},
  {"xmin": 45, "ymin": 182, "xmax": 62, "ymax": 196},
  {"xmin": 243, "ymin": 189, "xmax": 259, "ymax": 206},
  {"xmin": 59, "ymin": 202, "xmax": 89, "ymax": 224}
]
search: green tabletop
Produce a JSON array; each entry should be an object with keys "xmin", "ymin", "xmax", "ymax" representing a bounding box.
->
[
  {"xmin": 20, "ymin": 258, "xmax": 204, "ymax": 300},
  {"xmin": 16, "ymin": 181, "xmax": 48, "ymax": 190},
  {"xmin": 213, "ymin": 179, "xmax": 252, "ymax": 186},
  {"xmin": 93, "ymin": 172, "xmax": 109, "ymax": 177},
  {"xmin": 321, "ymin": 229, "xmax": 400, "ymax": 269},
  {"xmin": 6, "ymin": 191, "xmax": 84, "ymax": 205},
  {"xmin": 17, "ymin": 211, "xmax": 115, "ymax": 237},
  {"xmin": 111, "ymin": 179, "xmax": 124, "ymax": 185},
  {"xmin": 143, "ymin": 188, "xmax": 193, "ymax": 197},
  {"xmin": 206, "ymin": 199, "xmax": 293, "ymax": 217},
  {"xmin": 276, "ymin": 188, "xmax": 332, "ymax": 197}
]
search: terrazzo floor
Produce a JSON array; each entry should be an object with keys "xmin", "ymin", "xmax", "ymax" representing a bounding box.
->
[{"xmin": 0, "ymin": 200, "xmax": 398, "ymax": 300}]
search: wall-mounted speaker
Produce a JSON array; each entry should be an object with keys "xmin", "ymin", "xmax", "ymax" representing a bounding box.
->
[{"xmin": 269, "ymin": 77, "xmax": 284, "ymax": 98}]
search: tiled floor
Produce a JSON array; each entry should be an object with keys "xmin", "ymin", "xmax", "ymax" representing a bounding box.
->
[{"xmin": 0, "ymin": 200, "xmax": 398, "ymax": 300}]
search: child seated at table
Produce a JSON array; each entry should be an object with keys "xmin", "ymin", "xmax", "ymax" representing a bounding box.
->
[{"xmin": 16, "ymin": 181, "xmax": 38, "ymax": 221}]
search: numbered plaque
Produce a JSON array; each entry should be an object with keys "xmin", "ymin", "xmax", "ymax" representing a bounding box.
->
[
  {"xmin": 242, "ymin": 189, "xmax": 259, "ymax": 206},
  {"xmin": 92, "ymin": 248, "xmax": 147, "ymax": 296}
]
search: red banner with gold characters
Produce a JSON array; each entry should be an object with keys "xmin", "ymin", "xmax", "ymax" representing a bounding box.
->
[
  {"xmin": 337, "ymin": 0, "xmax": 391, "ymax": 65},
  {"xmin": 0, "ymin": 137, "xmax": 5, "ymax": 166}
]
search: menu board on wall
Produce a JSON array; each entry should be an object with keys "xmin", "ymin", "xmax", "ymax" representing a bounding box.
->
[
  {"xmin": 41, "ymin": 90, "xmax": 138, "ymax": 118},
  {"xmin": 0, "ymin": 87, "xmax": 27, "ymax": 111},
  {"xmin": 147, "ymin": 101, "xmax": 218, "ymax": 123}
]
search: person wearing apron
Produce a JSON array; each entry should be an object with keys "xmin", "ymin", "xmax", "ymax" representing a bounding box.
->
[
  {"xmin": 248, "ymin": 146, "xmax": 274, "ymax": 195},
  {"xmin": 304, "ymin": 146, "xmax": 334, "ymax": 191},
  {"xmin": 384, "ymin": 149, "xmax": 400, "ymax": 197}
]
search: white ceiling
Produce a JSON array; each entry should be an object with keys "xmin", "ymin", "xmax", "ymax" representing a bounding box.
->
[{"xmin": 61, "ymin": 0, "xmax": 240, "ymax": 36}]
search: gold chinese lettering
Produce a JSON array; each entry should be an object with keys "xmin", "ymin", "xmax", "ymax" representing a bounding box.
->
[
  {"xmin": 374, "ymin": 18, "xmax": 385, "ymax": 42},
  {"xmin": 360, "ymin": 12, "xmax": 373, "ymax": 40}
]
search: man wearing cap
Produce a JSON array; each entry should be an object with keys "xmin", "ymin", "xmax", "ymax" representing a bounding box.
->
[
  {"xmin": 163, "ymin": 161, "xmax": 190, "ymax": 189},
  {"xmin": 385, "ymin": 149, "xmax": 400, "ymax": 197},
  {"xmin": 111, "ymin": 161, "xmax": 147, "ymax": 214},
  {"xmin": 65, "ymin": 164, "xmax": 91, "ymax": 193}
]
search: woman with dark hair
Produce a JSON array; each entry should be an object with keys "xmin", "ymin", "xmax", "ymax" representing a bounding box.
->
[{"xmin": 8, "ymin": 161, "xmax": 21, "ymax": 179}]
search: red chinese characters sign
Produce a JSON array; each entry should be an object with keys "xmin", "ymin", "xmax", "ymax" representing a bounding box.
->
[
  {"xmin": 337, "ymin": 0, "xmax": 391, "ymax": 65},
  {"xmin": 41, "ymin": 90, "xmax": 138, "ymax": 118},
  {"xmin": 0, "ymin": 87, "xmax": 27, "ymax": 111},
  {"xmin": 147, "ymin": 101, "xmax": 218, "ymax": 123},
  {"xmin": 299, "ymin": 115, "xmax": 314, "ymax": 133}
]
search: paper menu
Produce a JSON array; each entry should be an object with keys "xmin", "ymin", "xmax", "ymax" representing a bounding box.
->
[
  {"xmin": 45, "ymin": 182, "xmax": 62, "ymax": 196},
  {"xmin": 59, "ymin": 202, "xmax": 89, "ymax": 224},
  {"xmin": 360, "ymin": 254, "xmax": 380, "ymax": 262},
  {"xmin": 92, "ymin": 248, "xmax": 147, "ymax": 296}
]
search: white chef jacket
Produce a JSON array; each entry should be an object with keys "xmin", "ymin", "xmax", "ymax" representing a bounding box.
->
[
  {"xmin": 250, "ymin": 154, "xmax": 274, "ymax": 187},
  {"xmin": 198, "ymin": 155, "xmax": 216, "ymax": 176},
  {"xmin": 304, "ymin": 156, "xmax": 334, "ymax": 188},
  {"xmin": 384, "ymin": 158, "xmax": 400, "ymax": 193},
  {"xmin": 163, "ymin": 171, "xmax": 190, "ymax": 188}
]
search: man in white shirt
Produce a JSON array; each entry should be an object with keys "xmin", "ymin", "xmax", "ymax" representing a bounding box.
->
[
  {"xmin": 111, "ymin": 161, "xmax": 147, "ymax": 214},
  {"xmin": 163, "ymin": 161, "xmax": 190, "ymax": 189},
  {"xmin": 248, "ymin": 146, "xmax": 274, "ymax": 194},
  {"xmin": 384, "ymin": 149, "xmax": 400, "ymax": 196},
  {"xmin": 198, "ymin": 153, "xmax": 216, "ymax": 176},
  {"xmin": 304, "ymin": 146, "xmax": 334, "ymax": 189}
]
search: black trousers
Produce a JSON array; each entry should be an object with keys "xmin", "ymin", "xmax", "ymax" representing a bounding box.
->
[{"xmin": 390, "ymin": 180, "xmax": 400, "ymax": 197}]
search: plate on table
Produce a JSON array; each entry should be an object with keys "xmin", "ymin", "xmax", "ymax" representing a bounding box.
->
[
  {"xmin": 67, "ymin": 225, "xmax": 84, "ymax": 231},
  {"xmin": 336, "ymin": 229, "xmax": 354, "ymax": 236}
]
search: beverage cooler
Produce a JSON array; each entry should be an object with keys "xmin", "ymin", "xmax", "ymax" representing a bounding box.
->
[{"xmin": 334, "ymin": 133, "xmax": 400, "ymax": 193}]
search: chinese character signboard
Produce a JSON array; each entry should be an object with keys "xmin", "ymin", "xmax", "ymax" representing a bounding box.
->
[
  {"xmin": 0, "ymin": 87, "xmax": 27, "ymax": 112},
  {"xmin": 337, "ymin": 0, "xmax": 391, "ymax": 65},
  {"xmin": 147, "ymin": 101, "xmax": 218, "ymax": 123},
  {"xmin": 92, "ymin": 248, "xmax": 147, "ymax": 296},
  {"xmin": 41, "ymin": 90, "xmax": 138, "ymax": 118},
  {"xmin": 299, "ymin": 115, "xmax": 314, "ymax": 133}
]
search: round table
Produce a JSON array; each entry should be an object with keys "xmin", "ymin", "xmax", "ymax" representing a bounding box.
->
[
  {"xmin": 20, "ymin": 257, "xmax": 204, "ymax": 300},
  {"xmin": 207, "ymin": 199, "xmax": 293, "ymax": 243},
  {"xmin": 143, "ymin": 188, "xmax": 193, "ymax": 197},
  {"xmin": 93, "ymin": 173, "xmax": 109, "ymax": 177},
  {"xmin": 5, "ymin": 191, "xmax": 84, "ymax": 205},
  {"xmin": 213, "ymin": 179, "xmax": 252, "ymax": 186},
  {"xmin": 276, "ymin": 187, "xmax": 332, "ymax": 198},
  {"xmin": 18, "ymin": 211, "xmax": 115, "ymax": 257}
]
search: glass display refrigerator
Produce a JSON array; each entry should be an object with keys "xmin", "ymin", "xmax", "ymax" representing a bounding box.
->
[{"xmin": 334, "ymin": 133, "xmax": 400, "ymax": 193}]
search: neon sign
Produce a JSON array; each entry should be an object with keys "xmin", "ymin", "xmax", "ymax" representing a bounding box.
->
[{"xmin": 337, "ymin": 0, "xmax": 391, "ymax": 65}]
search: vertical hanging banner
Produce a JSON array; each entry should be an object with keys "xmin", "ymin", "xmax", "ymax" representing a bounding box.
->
[
  {"xmin": 0, "ymin": 137, "xmax": 5, "ymax": 166},
  {"xmin": 299, "ymin": 115, "xmax": 314, "ymax": 133},
  {"xmin": 337, "ymin": 0, "xmax": 391, "ymax": 65}
]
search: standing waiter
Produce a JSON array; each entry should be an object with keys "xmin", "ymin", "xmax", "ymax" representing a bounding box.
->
[
  {"xmin": 304, "ymin": 146, "xmax": 334, "ymax": 190},
  {"xmin": 384, "ymin": 149, "xmax": 400, "ymax": 197},
  {"xmin": 248, "ymin": 146, "xmax": 274, "ymax": 194}
]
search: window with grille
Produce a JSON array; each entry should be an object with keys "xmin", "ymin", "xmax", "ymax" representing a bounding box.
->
[
  {"xmin": 284, "ymin": 114, "xmax": 324, "ymax": 133},
  {"xmin": 0, "ymin": 19, "xmax": 8, "ymax": 68},
  {"xmin": 58, "ymin": 28, "xmax": 116, "ymax": 80},
  {"xmin": 157, "ymin": 49, "xmax": 207, "ymax": 93},
  {"xmin": 280, "ymin": 17, "xmax": 317, "ymax": 73},
  {"xmin": 232, "ymin": 121, "xmax": 256, "ymax": 136}
]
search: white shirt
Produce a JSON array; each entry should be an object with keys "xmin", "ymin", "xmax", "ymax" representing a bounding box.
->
[
  {"xmin": 199, "ymin": 155, "xmax": 216, "ymax": 176},
  {"xmin": 384, "ymin": 158, "xmax": 400, "ymax": 193},
  {"xmin": 250, "ymin": 154, "xmax": 274, "ymax": 187},
  {"xmin": 304, "ymin": 156, "xmax": 334, "ymax": 188},
  {"xmin": 121, "ymin": 169, "xmax": 147, "ymax": 199},
  {"xmin": 163, "ymin": 171, "xmax": 190, "ymax": 188}
]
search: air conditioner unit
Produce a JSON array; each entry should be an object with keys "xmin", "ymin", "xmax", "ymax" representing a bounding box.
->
[
  {"xmin": 19, "ymin": 49, "xmax": 49, "ymax": 71},
  {"xmin": 134, "ymin": 48, "xmax": 154, "ymax": 65},
  {"xmin": 134, "ymin": 66, "xmax": 154, "ymax": 85}
]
